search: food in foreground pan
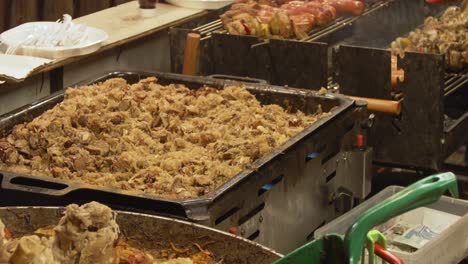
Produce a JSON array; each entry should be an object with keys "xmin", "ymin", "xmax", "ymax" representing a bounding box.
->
[
  {"xmin": 0, "ymin": 77, "xmax": 328, "ymax": 199},
  {"xmin": 0, "ymin": 202, "xmax": 216, "ymax": 263},
  {"xmin": 221, "ymin": 0, "xmax": 365, "ymax": 39},
  {"xmin": 390, "ymin": 2, "xmax": 467, "ymax": 70}
]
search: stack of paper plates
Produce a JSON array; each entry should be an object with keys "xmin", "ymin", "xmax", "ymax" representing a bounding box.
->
[{"xmin": 0, "ymin": 22, "xmax": 107, "ymax": 60}]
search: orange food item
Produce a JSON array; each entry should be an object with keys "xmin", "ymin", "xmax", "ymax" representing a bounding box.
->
[
  {"xmin": 391, "ymin": 55, "xmax": 405, "ymax": 90},
  {"xmin": 4, "ymin": 228, "xmax": 11, "ymax": 240}
]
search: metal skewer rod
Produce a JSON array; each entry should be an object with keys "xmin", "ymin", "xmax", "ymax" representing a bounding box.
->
[
  {"xmin": 198, "ymin": 22, "xmax": 223, "ymax": 34},
  {"xmin": 444, "ymin": 77, "xmax": 468, "ymax": 97},
  {"xmin": 193, "ymin": 19, "xmax": 222, "ymax": 32}
]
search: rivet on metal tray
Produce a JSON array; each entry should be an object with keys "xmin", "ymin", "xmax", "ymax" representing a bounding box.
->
[{"xmin": 361, "ymin": 114, "xmax": 375, "ymax": 129}]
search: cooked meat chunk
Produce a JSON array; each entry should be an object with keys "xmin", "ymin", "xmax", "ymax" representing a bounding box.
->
[
  {"xmin": 221, "ymin": 0, "xmax": 364, "ymax": 39},
  {"xmin": 390, "ymin": 3, "xmax": 467, "ymax": 70},
  {"xmin": 0, "ymin": 202, "xmax": 119, "ymax": 264},
  {"xmin": 0, "ymin": 78, "xmax": 327, "ymax": 199},
  {"xmin": 52, "ymin": 202, "xmax": 119, "ymax": 264},
  {"xmin": 8, "ymin": 235, "xmax": 56, "ymax": 264},
  {"xmin": 0, "ymin": 219, "xmax": 14, "ymax": 263}
]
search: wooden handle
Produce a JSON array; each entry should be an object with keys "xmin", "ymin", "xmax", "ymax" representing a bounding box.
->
[
  {"xmin": 391, "ymin": 55, "xmax": 405, "ymax": 90},
  {"xmin": 182, "ymin": 32, "xmax": 201, "ymax": 75},
  {"xmin": 348, "ymin": 96, "xmax": 401, "ymax": 115}
]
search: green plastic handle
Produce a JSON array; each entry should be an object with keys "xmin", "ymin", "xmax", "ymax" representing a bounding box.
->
[{"xmin": 344, "ymin": 172, "xmax": 459, "ymax": 264}]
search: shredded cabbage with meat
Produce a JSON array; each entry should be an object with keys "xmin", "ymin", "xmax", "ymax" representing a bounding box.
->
[{"xmin": 0, "ymin": 77, "xmax": 327, "ymax": 199}]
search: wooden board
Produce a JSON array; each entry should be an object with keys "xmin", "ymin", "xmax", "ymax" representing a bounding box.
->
[
  {"xmin": 18, "ymin": 2, "xmax": 207, "ymax": 80},
  {"xmin": 75, "ymin": 2, "xmax": 203, "ymax": 44}
]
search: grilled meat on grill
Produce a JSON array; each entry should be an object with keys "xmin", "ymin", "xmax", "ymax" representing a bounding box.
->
[
  {"xmin": 280, "ymin": 1, "xmax": 337, "ymax": 26},
  {"xmin": 221, "ymin": 0, "xmax": 364, "ymax": 39},
  {"xmin": 317, "ymin": 0, "xmax": 364, "ymax": 16},
  {"xmin": 390, "ymin": 1, "xmax": 468, "ymax": 70}
]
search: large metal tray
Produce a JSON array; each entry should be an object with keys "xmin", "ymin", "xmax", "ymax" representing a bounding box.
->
[
  {"xmin": 0, "ymin": 205, "xmax": 281, "ymax": 263},
  {"xmin": 0, "ymin": 71, "xmax": 370, "ymax": 253}
]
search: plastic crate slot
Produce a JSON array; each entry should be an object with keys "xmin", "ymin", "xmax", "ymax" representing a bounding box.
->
[
  {"xmin": 317, "ymin": 144, "xmax": 327, "ymax": 153},
  {"xmin": 10, "ymin": 177, "xmax": 68, "ymax": 190},
  {"xmin": 337, "ymin": 123, "xmax": 355, "ymax": 139},
  {"xmin": 258, "ymin": 175, "xmax": 284, "ymax": 196},
  {"xmin": 306, "ymin": 144, "xmax": 327, "ymax": 162},
  {"xmin": 215, "ymin": 206, "xmax": 240, "ymax": 225},
  {"xmin": 305, "ymin": 152, "xmax": 318, "ymax": 161},
  {"xmin": 247, "ymin": 229, "xmax": 260, "ymax": 241},
  {"xmin": 326, "ymin": 171, "xmax": 337, "ymax": 183},
  {"xmin": 238, "ymin": 202, "xmax": 265, "ymax": 226},
  {"xmin": 321, "ymin": 147, "xmax": 339, "ymax": 165},
  {"xmin": 306, "ymin": 220, "xmax": 326, "ymax": 242}
]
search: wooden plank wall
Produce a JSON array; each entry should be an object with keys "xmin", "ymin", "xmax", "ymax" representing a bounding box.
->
[{"xmin": 0, "ymin": 0, "xmax": 133, "ymax": 33}]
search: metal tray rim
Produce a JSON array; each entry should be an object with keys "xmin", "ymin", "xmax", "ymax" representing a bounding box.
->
[
  {"xmin": 0, "ymin": 205, "xmax": 284, "ymax": 259},
  {"xmin": 0, "ymin": 71, "xmax": 355, "ymax": 211}
]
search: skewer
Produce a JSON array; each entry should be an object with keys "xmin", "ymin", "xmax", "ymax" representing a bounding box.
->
[
  {"xmin": 305, "ymin": 17, "xmax": 359, "ymax": 42},
  {"xmin": 199, "ymin": 26, "xmax": 223, "ymax": 35},
  {"xmin": 200, "ymin": 35, "xmax": 212, "ymax": 41},
  {"xmin": 198, "ymin": 21, "xmax": 223, "ymax": 34},
  {"xmin": 444, "ymin": 74, "xmax": 468, "ymax": 97},
  {"xmin": 251, "ymin": 40, "xmax": 269, "ymax": 48},
  {"xmin": 193, "ymin": 19, "xmax": 222, "ymax": 32},
  {"xmin": 304, "ymin": 16, "xmax": 354, "ymax": 40}
]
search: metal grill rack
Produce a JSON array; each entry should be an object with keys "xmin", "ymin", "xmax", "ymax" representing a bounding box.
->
[
  {"xmin": 191, "ymin": 0, "xmax": 396, "ymax": 42},
  {"xmin": 170, "ymin": 0, "xmax": 402, "ymax": 89}
]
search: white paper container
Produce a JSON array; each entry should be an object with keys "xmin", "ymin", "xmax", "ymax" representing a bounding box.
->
[
  {"xmin": 0, "ymin": 22, "xmax": 108, "ymax": 60},
  {"xmin": 166, "ymin": 0, "xmax": 233, "ymax": 10},
  {"xmin": 315, "ymin": 186, "xmax": 468, "ymax": 264}
]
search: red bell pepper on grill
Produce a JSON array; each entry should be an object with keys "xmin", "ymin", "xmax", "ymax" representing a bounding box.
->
[{"xmin": 240, "ymin": 21, "xmax": 252, "ymax": 35}]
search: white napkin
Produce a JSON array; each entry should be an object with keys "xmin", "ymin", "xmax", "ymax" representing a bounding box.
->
[{"xmin": 0, "ymin": 54, "xmax": 52, "ymax": 82}]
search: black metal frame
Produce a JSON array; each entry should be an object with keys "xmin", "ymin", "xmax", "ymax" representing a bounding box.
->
[{"xmin": 333, "ymin": 0, "xmax": 467, "ymax": 171}]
